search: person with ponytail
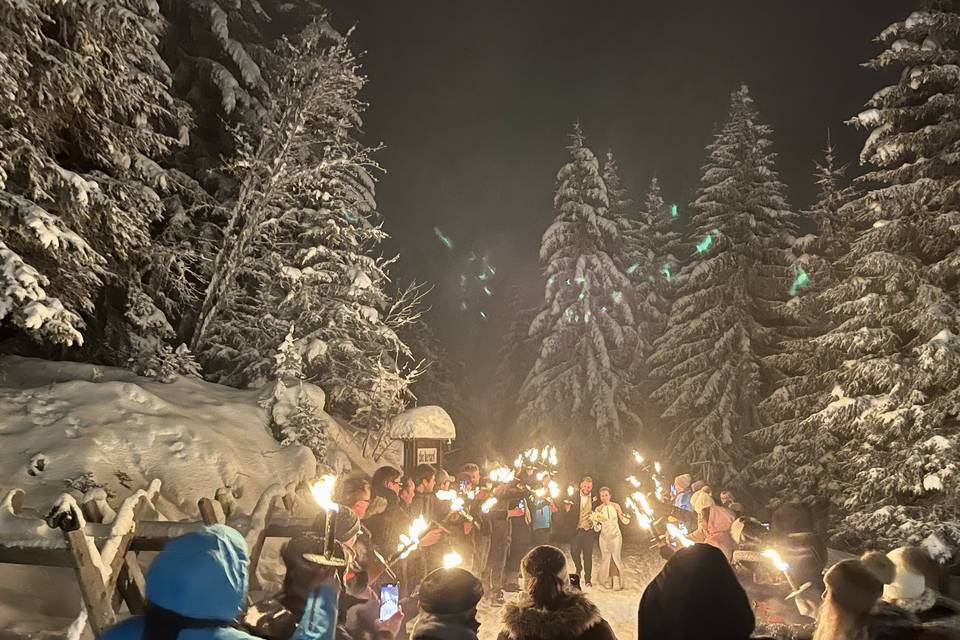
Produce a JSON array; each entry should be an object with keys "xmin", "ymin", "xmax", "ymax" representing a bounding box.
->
[
  {"xmin": 813, "ymin": 551, "xmax": 943, "ymax": 640},
  {"xmin": 498, "ymin": 545, "xmax": 615, "ymax": 640}
]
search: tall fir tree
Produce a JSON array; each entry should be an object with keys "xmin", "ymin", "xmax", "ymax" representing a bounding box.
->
[
  {"xmin": 519, "ymin": 126, "xmax": 639, "ymax": 468},
  {"xmin": 0, "ymin": 0, "xmax": 200, "ymax": 375},
  {"xmin": 649, "ymin": 85, "xmax": 797, "ymax": 483},
  {"xmin": 752, "ymin": 137, "xmax": 860, "ymax": 509},
  {"xmin": 197, "ymin": 23, "xmax": 422, "ymax": 430},
  {"xmin": 761, "ymin": 5, "xmax": 960, "ymax": 548},
  {"xmin": 642, "ymin": 177, "xmax": 684, "ymax": 305},
  {"xmin": 493, "ymin": 287, "xmax": 539, "ymax": 429}
]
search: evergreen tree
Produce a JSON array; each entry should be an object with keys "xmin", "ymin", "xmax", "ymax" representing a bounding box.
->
[
  {"xmin": 493, "ymin": 288, "xmax": 539, "ymax": 428},
  {"xmin": 762, "ymin": 5, "xmax": 960, "ymax": 548},
  {"xmin": 197, "ymin": 23, "xmax": 423, "ymax": 430},
  {"xmin": 752, "ymin": 137, "xmax": 860, "ymax": 508},
  {"xmin": 642, "ymin": 177, "xmax": 684, "ymax": 303},
  {"xmin": 649, "ymin": 85, "xmax": 797, "ymax": 483},
  {"xmin": 519, "ymin": 126, "xmax": 639, "ymax": 467},
  {"xmin": 280, "ymin": 396, "xmax": 329, "ymax": 466},
  {"xmin": 0, "ymin": 0, "xmax": 196, "ymax": 372}
]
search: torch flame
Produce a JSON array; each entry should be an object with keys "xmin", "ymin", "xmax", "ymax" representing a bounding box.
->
[
  {"xmin": 763, "ymin": 549, "xmax": 790, "ymax": 572},
  {"xmin": 310, "ymin": 475, "xmax": 339, "ymax": 513},
  {"xmin": 489, "ymin": 467, "xmax": 515, "ymax": 483},
  {"xmin": 397, "ymin": 515, "xmax": 429, "ymax": 559},
  {"xmin": 436, "ymin": 489, "xmax": 457, "ymax": 501},
  {"xmin": 443, "ymin": 551, "xmax": 463, "ymax": 569},
  {"xmin": 654, "ymin": 461, "xmax": 662, "ymax": 474},
  {"xmin": 514, "ymin": 455, "xmax": 524, "ymax": 468},
  {"xmin": 666, "ymin": 522, "xmax": 695, "ymax": 548},
  {"xmin": 549, "ymin": 447, "xmax": 558, "ymax": 466},
  {"xmin": 548, "ymin": 480, "xmax": 560, "ymax": 498},
  {"xmin": 633, "ymin": 451, "xmax": 645, "ymax": 464},
  {"xmin": 567, "ymin": 485, "xmax": 576, "ymax": 497},
  {"xmin": 638, "ymin": 493, "xmax": 654, "ymax": 516},
  {"xmin": 534, "ymin": 488, "xmax": 546, "ymax": 498},
  {"xmin": 626, "ymin": 475, "xmax": 641, "ymax": 488},
  {"xmin": 480, "ymin": 497, "xmax": 498, "ymax": 513}
]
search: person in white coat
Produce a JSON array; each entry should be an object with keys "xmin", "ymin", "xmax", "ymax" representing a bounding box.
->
[{"xmin": 593, "ymin": 487, "xmax": 630, "ymax": 590}]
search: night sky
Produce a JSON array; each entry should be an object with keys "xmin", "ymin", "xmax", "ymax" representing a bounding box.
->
[{"xmin": 323, "ymin": 1, "xmax": 906, "ymax": 384}]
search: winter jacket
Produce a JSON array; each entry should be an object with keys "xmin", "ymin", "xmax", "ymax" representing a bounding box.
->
[
  {"xmin": 365, "ymin": 489, "xmax": 409, "ymax": 556},
  {"xmin": 497, "ymin": 591, "xmax": 616, "ymax": 640},
  {"xmin": 100, "ymin": 525, "xmax": 259, "ymax": 640},
  {"xmin": 885, "ymin": 589, "xmax": 960, "ymax": 633},
  {"xmin": 690, "ymin": 505, "xmax": 737, "ymax": 561},
  {"xmin": 639, "ymin": 543, "xmax": 756, "ymax": 640},
  {"xmin": 673, "ymin": 491, "xmax": 693, "ymax": 513},
  {"xmin": 410, "ymin": 614, "xmax": 479, "ymax": 640}
]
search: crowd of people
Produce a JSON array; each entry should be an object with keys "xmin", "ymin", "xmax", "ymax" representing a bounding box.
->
[{"xmin": 94, "ymin": 461, "xmax": 960, "ymax": 640}]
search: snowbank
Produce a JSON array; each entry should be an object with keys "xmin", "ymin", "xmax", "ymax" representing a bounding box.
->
[
  {"xmin": 388, "ymin": 405, "xmax": 456, "ymax": 440},
  {"xmin": 0, "ymin": 356, "xmax": 320, "ymax": 638}
]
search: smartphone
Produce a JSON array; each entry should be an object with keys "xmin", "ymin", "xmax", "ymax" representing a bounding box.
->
[
  {"xmin": 518, "ymin": 499, "xmax": 526, "ymax": 512},
  {"xmin": 459, "ymin": 479, "xmax": 467, "ymax": 493},
  {"xmin": 568, "ymin": 574, "xmax": 581, "ymax": 590},
  {"xmin": 379, "ymin": 583, "xmax": 400, "ymax": 621}
]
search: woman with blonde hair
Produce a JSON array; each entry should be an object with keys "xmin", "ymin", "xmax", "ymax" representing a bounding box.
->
[{"xmin": 592, "ymin": 486, "xmax": 629, "ymax": 590}]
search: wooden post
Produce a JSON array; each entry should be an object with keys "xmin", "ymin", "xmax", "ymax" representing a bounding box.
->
[
  {"xmin": 64, "ymin": 527, "xmax": 115, "ymax": 635},
  {"xmin": 198, "ymin": 498, "xmax": 226, "ymax": 525},
  {"xmin": 114, "ymin": 552, "xmax": 147, "ymax": 614}
]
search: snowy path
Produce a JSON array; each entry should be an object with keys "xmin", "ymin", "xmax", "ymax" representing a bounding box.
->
[{"xmin": 477, "ymin": 541, "xmax": 662, "ymax": 640}]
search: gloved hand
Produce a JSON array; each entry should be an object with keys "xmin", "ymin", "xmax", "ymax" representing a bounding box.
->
[{"xmin": 293, "ymin": 585, "xmax": 339, "ymax": 640}]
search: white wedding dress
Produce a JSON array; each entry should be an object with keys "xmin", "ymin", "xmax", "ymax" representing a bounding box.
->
[{"xmin": 595, "ymin": 503, "xmax": 626, "ymax": 583}]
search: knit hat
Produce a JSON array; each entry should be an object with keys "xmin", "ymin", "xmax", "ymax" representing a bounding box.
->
[
  {"xmin": 691, "ymin": 490, "xmax": 716, "ymax": 514},
  {"xmin": 674, "ymin": 474, "xmax": 692, "ymax": 492},
  {"xmin": 521, "ymin": 544, "xmax": 568, "ymax": 580},
  {"xmin": 315, "ymin": 508, "xmax": 361, "ymax": 543},
  {"xmin": 824, "ymin": 552, "xmax": 895, "ymax": 616},
  {"xmin": 691, "ymin": 480, "xmax": 705, "ymax": 493},
  {"xmin": 883, "ymin": 546, "xmax": 928, "ymax": 601},
  {"xmin": 418, "ymin": 567, "xmax": 483, "ymax": 614}
]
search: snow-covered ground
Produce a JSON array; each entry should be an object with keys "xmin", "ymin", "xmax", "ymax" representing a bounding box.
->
[{"xmin": 477, "ymin": 542, "xmax": 662, "ymax": 640}]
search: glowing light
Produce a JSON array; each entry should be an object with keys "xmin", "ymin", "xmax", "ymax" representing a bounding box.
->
[
  {"xmin": 789, "ymin": 265, "xmax": 810, "ymax": 297},
  {"xmin": 626, "ymin": 476, "xmax": 642, "ymax": 488},
  {"xmin": 443, "ymin": 551, "xmax": 463, "ymax": 569},
  {"xmin": 638, "ymin": 493, "xmax": 654, "ymax": 516},
  {"xmin": 626, "ymin": 263, "xmax": 640, "ymax": 274},
  {"xmin": 600, "ymin": 306, "xmax": 608, "ymax": 313},
  {"xmin": 654, "ymin": 461, "xmax": 662, "ymax": 474},
  {"xmin": 433, "ymin": 227, "xmax": 454, "ymax": 250},
  {"xmin": 480, "ymin": 311, "xmax": 488, "ymax": 320},
  {"xmin": 397, "ymin": 515, "xmax": 430, "ymax": 559},
  {"xmin": 763, "ymin": 549, "xmax": 790, "ymax": 573},
  {"xmin": 536, "ymin": 470, "xmax": 548, "ymax": 481},
  {"xmin": 578, "ymin": 291, "xmax": 586, "ymax": 301},
  {"xmin": 535, "ymin": 488, "xmax": 546, "ymax": 498},
  {"xmin": 660, "ymin": 263, "xmax": 672, "ymax": 281},
  {"xmin": 565, "ymin": 278, "xmax": 572, "ymax": 286},
  {"xmin": 696, "ymin": 231, "xmax": 714, "ymax": 254},
  {"xmin": 514, "ymin": 455, "xmax": 524, "ymax": 468},
  {"xmin": 436, "ymin": 489, "xmax": 457, "ymax": 502},
  {"xmin": 310, "ymin": 475, "xmax": 339, "ymax": 514},
  {"xmin": 489, "ymin": 467, "xmax": 515, "ymax": 483},
  {"xmin": 670, "ymin": 203, "xmax": 679, "ymax": 218},
  {"xmin": 567, "ymin": 485, "xmax": 576, "ymax": 497},
  {"xmin": 549, "ymin": 447, "xmax": 558, "ymax": 466},
  {"xmin": 483, "ymin": 286, "xmax": 493, "ymax": 297},
  {"xmin": 467, "ymin": 489, "xmax": 476, "ymax": 500},
  {"xmin": 529, "ymin": 448, "xmax": 539, "ymax": 463},
  {"xmin": 460, "ymin": 301, "xmax": 468, "ymax": 311},
  {"xmin": 666, "ymin": 522, "xmax": 695, "ymax": 548},
  {"xmin": 548, "ymin": 480, "xmax": 560, "ymax": 498},
  {"xmin": 480, "ymin": 497, "xmax": 498, "ymax": 513},
  {"xmin": 633, "ymin": 451, "xmax": 645, "ymax": 464}
]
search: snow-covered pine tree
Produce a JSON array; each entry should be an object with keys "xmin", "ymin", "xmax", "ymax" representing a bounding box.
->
[
  {"xmin": 519, "ymin": 126, "xmax": 640, "ymax": 468},
  {"xmin": 0, "ymin": 0, "xmax": 195, "ymax": 370},
  {"xmin": 648, "ymin": 85, "xmax": 797, "ymax": 483},
  {"xmin": 751, "ymin": 137, "xmax": 860, "ymax": 508},
  {"xmin": 642, "ymin": 177, "xmax": 684, "ymax": 306},
  {"xmin": 280, "ymin": 396, "xmax": 329, "ymax": 466},
  {"xmin": 197, "ymin": 23, "xmax": 423, "ymax": 430},
  {"xmin": 762, "ymin": 5, "xmax": 960, "ymax": 549}
]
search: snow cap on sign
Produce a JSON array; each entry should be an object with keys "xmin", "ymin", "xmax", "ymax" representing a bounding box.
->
[{"xmin": 388, "ymin": 405, "xmax": 456, "ymax": 440}]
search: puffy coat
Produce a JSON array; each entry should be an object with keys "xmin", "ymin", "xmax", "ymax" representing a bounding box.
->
[
  {"xmin": 100, "ymin": 525, "xmax": 258, "ymax": 640},
  {"xmin": 497, "ymin": 591, "xmax": 616, "ymax": 640}
]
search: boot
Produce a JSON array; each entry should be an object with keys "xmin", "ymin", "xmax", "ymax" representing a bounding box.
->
[{"xmin": 614, "ymin": 576, "xmax": 623, "ymax": 591}]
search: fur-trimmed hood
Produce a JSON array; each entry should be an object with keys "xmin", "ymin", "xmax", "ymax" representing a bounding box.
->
[{"xmin": 499, "ymin": 592, "xmax": 606, "ymax": 640}]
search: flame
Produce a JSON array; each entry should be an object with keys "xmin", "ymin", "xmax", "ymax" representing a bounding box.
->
[
  {"xmin": 467, "ymin": 489, "xmax": 477, "ymax": 500},
  {"xmin": 549, "ymin": 447, "xmax": 558, "ymax": 466},
  {"xmin": 480, "ymin": 497, "xmax": 498, "ymax": 513},
  {"xmin": 666, "ymin": 522, "xmax": 695, "ymax": 548},
  {"xmin": 567, "ymin": 485, "xmax": 576, "ymax": 497},
  {"xmin": 397, "ymin": 515, "xmax": 429, "ymax": 559},
  {"xmin": 548, "ymin": 480, "xmax": 560, "ymax": 498},
  {"xmin": 534, "ymin": 488, "xmax": 546, "ymax": 498},
  {"xmin": 763, "ymin": 549, "xmax": 790, "ymax": 572},
  {"xmin": 310, "ymin": 475, "xmax": 339, "ymax": 513},
  {"xmin": 529, "ymin": 448, "xmax": 539, "ymax": 463},
  {"xmin": 638, "ymin": 493, "xmax": 654, "ymax": 516},
  {"xmin": 626, "ymin": 475, "xmax": 641, "ymax": 488},
  {"xmin": 489, "ymin": 467, "xmax": 515, "ymax": 483},
  {"xmin": 654, "ymin": 461, "xmax": 662, "ymax": 474},
  {"xmin": 443, "ymin": 551, "xmax": 463, "ymax": 569},
  {"xmin": 514, "ymin": 455, "xmax": 524, "ymax": 468},
  {"xmin": 625, "ymin": 497, "xmax": 652, "ymax": 530},
  {"xmin": 633, "ymin": 451, "xmax": 645, "ymax": 464},
  {"xmin": 436, "ymin": 489, "xmax": 457, "ymax": 501},
  {"xmin": 541, "ymin": 445, "xmax": 550, "ymax": 461},
  {"xmin": 536, "ymin": 470, "xmax": 548, "ymax": 481}
]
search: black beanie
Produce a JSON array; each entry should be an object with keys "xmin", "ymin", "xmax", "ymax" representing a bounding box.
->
[
  {"xmin": 521, "ymin": 545, "xmax": 567, "ymax": 579},
  {"xmin": 418, "ymin": 568, "xmax": 483, "ymax": 614}
]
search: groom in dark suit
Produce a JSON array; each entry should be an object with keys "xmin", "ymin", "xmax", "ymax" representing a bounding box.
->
[{"xmin": 564, "ymin": 475, "xmax": 599, "ymax": 586}]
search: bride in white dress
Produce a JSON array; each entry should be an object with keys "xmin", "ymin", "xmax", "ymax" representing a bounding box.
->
[{"xmin": 593, "ymin": 486, "xmax": 630, "ymax": 590}]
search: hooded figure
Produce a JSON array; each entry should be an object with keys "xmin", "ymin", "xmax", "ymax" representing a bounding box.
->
[
  {"xmin": 100, "ymin": 524, "xmax": 257, "ymax": 640},
  {"xmin": 638, "ymin": 544, "xmax": 756, "ymax": 640},
  {"xmin": 672, "ymin": 475, "xmax": 693, "ymax": 512},
  {"xmin": 498, "ymin": 545, "xmax": 616, "ymax": 640}
]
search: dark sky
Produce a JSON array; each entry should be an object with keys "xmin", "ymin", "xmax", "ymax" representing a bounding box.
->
[{"xmin": 323, "ymin": 1, "xmax": 905, "ymax": 382}]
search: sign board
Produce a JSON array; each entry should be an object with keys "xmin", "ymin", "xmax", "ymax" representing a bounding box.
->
[{"xmin": 416, "ymin": 448, "xmax": 438, "ymax": 465}]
